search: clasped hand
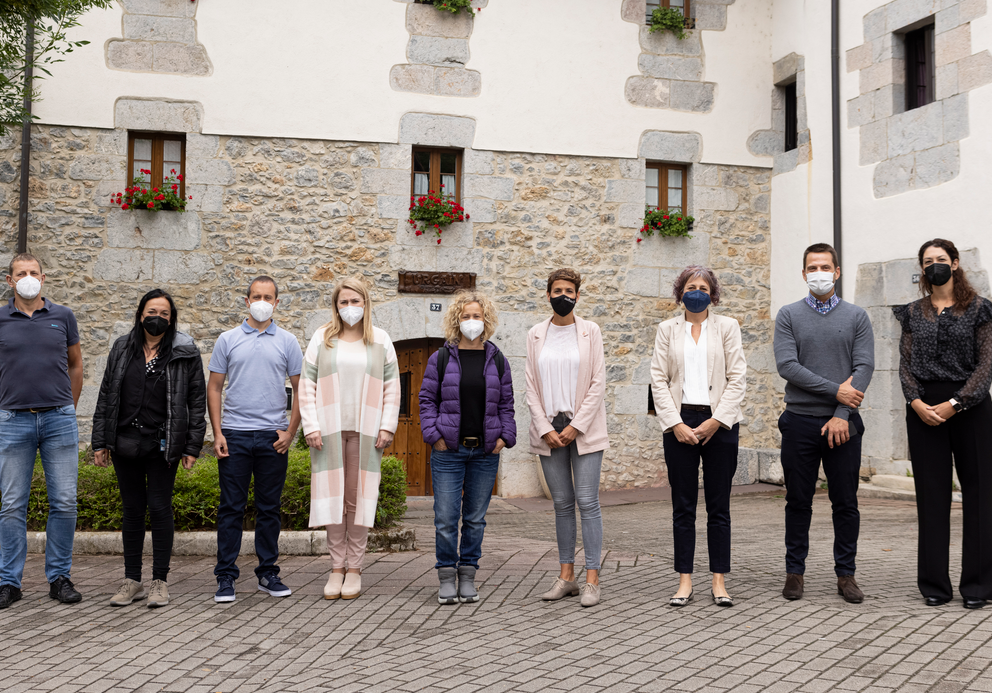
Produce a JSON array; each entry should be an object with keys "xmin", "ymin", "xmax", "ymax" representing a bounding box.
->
[
  {"xmin": 673, "ymin": 418, "xmax": 720, "ymax": 446},
  {"xmin": 912, "ymin": 399, "xmax": 955, "ymax": 427},
  {"xmin": 542, "ymin": 425, "xmax": 577, "ymax": 449}
]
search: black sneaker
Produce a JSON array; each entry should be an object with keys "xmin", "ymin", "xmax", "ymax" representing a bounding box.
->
[
  {"xmin": 49, "ymin": 576, "xmax": 82, "ymax": 604},
  {"xmin": 0, "ymin": 584, "xmax": 22, "ymax": 609}
]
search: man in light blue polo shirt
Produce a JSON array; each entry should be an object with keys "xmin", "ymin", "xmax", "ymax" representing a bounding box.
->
[{"xmin": 207, "ymin": 276, "xmax": 303, "ymax": 603}]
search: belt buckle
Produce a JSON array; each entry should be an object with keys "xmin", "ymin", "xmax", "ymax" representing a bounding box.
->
[
  {"xmin": 29, "ymin": 408, "xmax": 42, "ymax": 414},
  {"xmin": 463, "ymin": 437, "xmax": 480, "ymax": 449}
]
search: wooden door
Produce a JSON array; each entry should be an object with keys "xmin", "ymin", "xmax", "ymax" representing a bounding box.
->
[{"xmin": 387, "ymin": 338, "xmax": 443, "ymax": 496}]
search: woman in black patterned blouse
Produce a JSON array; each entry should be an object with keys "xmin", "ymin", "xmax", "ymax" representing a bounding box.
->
[{"xmin": 894, "ymin": 238, "xmax": 992, "ymax": 610}]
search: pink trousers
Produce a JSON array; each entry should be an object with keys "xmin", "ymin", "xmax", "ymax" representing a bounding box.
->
[{"xmin": 325, "ymin": 431, "xmax": 369, "ymax": 570}]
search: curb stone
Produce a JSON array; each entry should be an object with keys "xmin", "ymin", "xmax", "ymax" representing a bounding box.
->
[{"xmin": 18, "ymin": 527, "xmax": 416, "ymax": 556}]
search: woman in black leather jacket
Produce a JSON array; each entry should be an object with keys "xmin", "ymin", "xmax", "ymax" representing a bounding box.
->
[{"xmin": 92, "ymin": 288, "xmax": 206, "ymax": 608}]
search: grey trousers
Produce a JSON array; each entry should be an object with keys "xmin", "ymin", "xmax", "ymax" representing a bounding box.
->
[{"xmin": 539, "ymin": 413, "xmax": 604, "ymax": 571}]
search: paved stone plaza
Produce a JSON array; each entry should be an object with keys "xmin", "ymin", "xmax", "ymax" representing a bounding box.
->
[{"xmin": 3, "ymin": 492, "xmax": 991, "ymax": 693}]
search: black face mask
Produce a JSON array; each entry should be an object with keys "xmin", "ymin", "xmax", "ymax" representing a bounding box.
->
[
  {"xmin": 142, "ymin": 315, "xmax": 170, "ymax": 337},
  {"xmin": 925, "ymin": 263, "xmax": 953, "ymax": 287},
  {"xmin": 550, "ymin": 295, "xmax": 576, "ymax": 317}
]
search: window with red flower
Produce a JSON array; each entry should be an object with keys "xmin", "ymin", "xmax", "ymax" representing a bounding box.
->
[
  {"xmin": 411, "ymin": 147, "xmax": 462, "ymax": 205},
  {"xmin": 127, "ymin": 132, "xmax": 186, "ymax": 201},
  {"xmin": 646, "ymin": 162, "xmax": 687, "ymax": 213}
]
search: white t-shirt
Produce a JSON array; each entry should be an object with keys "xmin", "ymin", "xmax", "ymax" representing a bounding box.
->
[
  {"xmin": 682, "ymin": 320, "xmax": 709, "ymax": 406},
  {"xmin": 337, "ymin": 338, "xmax": 367, "ymax": 432},
  {"xmin": 538, "ymin": 322, "xmax": 580, "ymax": 421}
]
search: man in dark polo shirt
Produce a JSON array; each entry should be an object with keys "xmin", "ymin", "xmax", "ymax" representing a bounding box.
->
[{"xmin": 0, "ymin": 254, "xmax": 84, "ymax": 609}]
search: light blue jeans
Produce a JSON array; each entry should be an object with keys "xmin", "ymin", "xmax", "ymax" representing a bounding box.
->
[
  {"xmin": 540, "ymin": 413, "xmax": 604, "ymax": 571},
  {"xmin": 0, "ymin": 406, "xmax": 79, "ymax": 588}
]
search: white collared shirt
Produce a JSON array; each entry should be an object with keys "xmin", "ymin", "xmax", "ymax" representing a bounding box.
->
[
  {"xmin": 682, "ymin": 319, "xmax": 709, "ymax": 406},
  {"xmin": 538, "ymin": 322, "xmax": 580, "ymax": 421}
]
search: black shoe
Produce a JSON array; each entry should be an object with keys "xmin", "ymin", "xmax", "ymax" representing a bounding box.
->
[
  {"xmin": 925, "ymin": 596, "xmax": 950, "ymax": 606},
  {"xmin": 963, "ymin": 597, "xmax": 987, "ymax": 610},
  {"xmin": 0, "ymin": 584, "xmax": 22, "ymax": 609},
  {"xmin": 49, "ymin": 576, "xmax": 82, "ymax": 604}
]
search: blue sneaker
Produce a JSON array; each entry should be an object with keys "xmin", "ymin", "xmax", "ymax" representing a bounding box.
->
[
  {"xmin": 258, "ymin": 574, "xmax": 292, "ymax": 597},
  {"xmin": 214, "ymin": 577, "xmax": 236, "ymax": 603}
]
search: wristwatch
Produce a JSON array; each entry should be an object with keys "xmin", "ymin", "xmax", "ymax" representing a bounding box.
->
[{"xmin": 949, "ymin": 398, "xmax": 963, "ymax": 413}]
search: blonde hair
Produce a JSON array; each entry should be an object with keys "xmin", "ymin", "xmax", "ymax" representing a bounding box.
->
[
  {"xmin": 443, "ymin": 290, "xmax": 499, "ymax": 345},
  {"xmin": 321, "ymin": 276, "xmax": 374, "ymax": 348}
]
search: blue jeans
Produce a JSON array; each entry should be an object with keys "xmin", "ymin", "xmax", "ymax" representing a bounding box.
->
[
  {"xmin": 214, "ymin": 429, "xmax": 288, "ymax": 582},
  {"xmin": 0, "ymin": 406, "xmax": 79, "ymax": 588},
  {"xmin": 540, "ymin": 413, "xmax": 604, "ymax": 571},
  {"xmin": 432, "ymin": 445, "xmax": 499, "ymax": 569}
]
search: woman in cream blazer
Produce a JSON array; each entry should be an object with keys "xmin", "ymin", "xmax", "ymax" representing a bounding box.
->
[
  {"xmin": 525, "ymin": 268, "xmax": 609, "ymax": 607},
  {"xmin": 651, "ymin": 265, "xmax": 746, "ymax": 608}
]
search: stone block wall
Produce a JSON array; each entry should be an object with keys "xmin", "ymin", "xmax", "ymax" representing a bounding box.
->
[
  {"xmin": 389, "ymin": 0, "xmax": 486, "ymax": 97},
  {"xmin": 846, "ymin": 0, "xmax": 990, "ymax": 198},
  {"xmin": 621, "ymin": 0, "xmax": 737, "ymax": 111},
  {"xmin": 854, "ymin": 248, "xmax": 990, "ymax": 476},
  {"xmin": 0, "ymin": 108, "xmax": 779, "ymax": 497},
  {"xmin": 748, "ymin": 53, "xmax": 811, "ymax": 175},
  {"xmin": 107, "ymin": 0, "xmax": 211, "ymax": 75}
]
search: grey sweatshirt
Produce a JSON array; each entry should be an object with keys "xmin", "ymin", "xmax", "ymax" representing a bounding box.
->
[{"xmin": 773, "ymin": 298, "xmax": 875, "ymax": 420}]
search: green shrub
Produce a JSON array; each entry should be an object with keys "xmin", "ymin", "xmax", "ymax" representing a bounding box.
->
[
  {"xmin": 429, "ymin": 0, "xmax": 475, "ymax": 16},
  {"xmin": 649, "ymin": 7, "xmax": 690, "ymax": 40},
  {"xmin": 8, "ymin": 448, "xmax": 407, "ymax": 532},
  {"xmin": 376, "ymin": 456, "xmax": 408, "ymax": 529}
]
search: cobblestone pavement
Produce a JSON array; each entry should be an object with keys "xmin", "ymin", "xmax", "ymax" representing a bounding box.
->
[{"xmin": 3, "ymin": 492, "xmax": 991, "ymax": 693}]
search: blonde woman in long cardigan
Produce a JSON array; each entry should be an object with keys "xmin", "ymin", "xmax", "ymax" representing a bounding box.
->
[{"xmin": 300, "ymin": 277, "xmax": 401, "ymax": 600}]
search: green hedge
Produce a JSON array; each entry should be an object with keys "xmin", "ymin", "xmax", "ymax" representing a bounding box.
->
[{"xmin": 8, "ymin": 450, "xmax": 407, "ymax": 532}]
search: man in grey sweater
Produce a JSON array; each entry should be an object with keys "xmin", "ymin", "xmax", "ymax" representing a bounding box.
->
[{"xmin": 774, "ymin": 243, "xmax": 875, "ymax": 604}]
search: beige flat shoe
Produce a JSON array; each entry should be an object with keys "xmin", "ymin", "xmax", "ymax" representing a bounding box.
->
[
  {"xmin": 324, "ymin": 573, "xmax": 345, "ymax": 600},
  {"xmin": 542, "ymin": 577, "xmax": 580, "ymax": 601},
  {"xmin": 341, "ymin": 572, "xmax": 361, "ymax": 600}
]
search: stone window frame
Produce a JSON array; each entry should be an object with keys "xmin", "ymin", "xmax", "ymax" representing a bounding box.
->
[
  {"xmin": 411, "ymin": 146, "xmax": 463, "ymax": 204},
  {"xmin": 846, "ymin": 0, "xmax": 991, "ymax": 199},
  {"xmin": 127, "ymin": 131, "xmax": 187, "ymax": 201},
  {"xmin": 389, "ymin": 0, "xmax": 486, "ymax": 98},
  {"xmin": 621, "ymin": 0, "xmax": 733, "ymax": 113},
  {"xmin": 746, "ymin": 52, "xmax": 810, "ymax": 176}
]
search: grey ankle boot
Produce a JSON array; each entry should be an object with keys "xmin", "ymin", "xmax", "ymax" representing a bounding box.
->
[
  {"xmin": 457, "ymin": 565, "xmax": 479, "ymax": 603},
  {"xmin": 438, "ymin": 567, "xmax": 458, "ymax": 605}
]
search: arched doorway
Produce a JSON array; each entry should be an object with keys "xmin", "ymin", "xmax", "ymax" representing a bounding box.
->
[{"xmin": 386, "ymin": 338, "xmax": 445, "ymax": 495}]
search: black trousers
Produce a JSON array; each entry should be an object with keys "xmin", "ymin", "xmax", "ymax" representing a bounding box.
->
[
  {"xmin": 779, "ymin": 410, "xmax": 864, "ymax": 576},
  {"xmin": 663, "ymin": 407, "xmax": 739, "ymax": 574},
  {"xmin": 114, "ymin": 431, "xmax": 180, "ymax": 582},
  {"xmin": 907, "ymin": 381, "xmax": 992, "ymax": 601}
]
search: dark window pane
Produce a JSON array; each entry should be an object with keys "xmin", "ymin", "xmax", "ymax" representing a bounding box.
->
[
  {"xmin": 399, "ymin": 372, "xmax": 411, "ymax": 417},
  {"xmin": 905, "ymin": 26, "xmax": 935, "ymax": 110},
  {"xmin": 784, "ymin": 82, "xmax": 798, "ymax": 152},
  {"xmin": 440, "ymin": 152, "xmax": 457, "ymax": 174},
  {"xmin": 414, "ymin": 151, "xmax": 431, "ymax": 173}
]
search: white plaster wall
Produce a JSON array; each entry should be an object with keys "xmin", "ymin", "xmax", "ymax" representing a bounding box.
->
[
  {"xmin": 769, "ymin": 0, "xmax": 992, "ymax": 312},
  {"xmin": 33, "ymin": 0, "xmax": 774, "ymax": 165},
  {"xmin": 841, "ymin": 1, "xmax": 992, "ymax": 302}
]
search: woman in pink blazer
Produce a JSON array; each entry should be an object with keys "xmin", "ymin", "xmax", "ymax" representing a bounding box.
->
[
  {"xmin": 651, "ymin": 266, "xmax": 746, "ymax": 608},
  {"xmin": 525, "ymin": 268, "xmax": 609, "ymax": 608}
]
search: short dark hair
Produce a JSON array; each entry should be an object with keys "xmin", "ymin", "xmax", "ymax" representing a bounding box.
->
[
  {"xmin": 802, "ymin": 243, "xmax": 839, "ymax": 269},
  {"xmin": 247, "ymin": 275, "xmax": 278, "ymax": 298},
  {"xmin": 8, "ymin": 253, "xmax": 43, "ymax": 277},
  {"xmin": 547, "ymin": 268, "xmax": 581, "ymax": 294},
  {"xmin": 672, "ymin": 265, "xmax": 721, "ymax": 305}
]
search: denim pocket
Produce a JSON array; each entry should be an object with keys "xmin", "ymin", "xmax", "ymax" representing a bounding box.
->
[{"xmin": 0, "ymin": 409, "xmax": 13, "ymax": 422}]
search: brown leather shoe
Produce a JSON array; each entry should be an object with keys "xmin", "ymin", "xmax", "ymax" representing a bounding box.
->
[
  {"xmin": 837, "ymin": 575, "xmax": 864, "ymax": 604},
  {"xmin": 783, "ymin": 573, "xmax": 804, "ymax": 600}
]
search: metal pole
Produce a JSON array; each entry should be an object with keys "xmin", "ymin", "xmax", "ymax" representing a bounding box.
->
[
  {"xmin": 831, "ymin": 0, "xmax": 843, "ymax": 296},
  {"xmin": 16, "ymin": 23, "xmax": 34, "ymax": 255}
]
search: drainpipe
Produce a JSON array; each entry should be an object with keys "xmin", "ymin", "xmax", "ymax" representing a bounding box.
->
[
  {"xmin": 831, "ymin": 0, "xmax": 843, "ymax": 296},
  {"xmin": 16, "ymin": 24, "xmax": 34, "ymax": 255}
]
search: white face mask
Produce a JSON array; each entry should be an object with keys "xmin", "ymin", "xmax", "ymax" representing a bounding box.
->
[
  {"xmin": 460, "ymin": 319, "xmax": 485, "ymax": 342},
  {"xmin": 248, "ymin": 300, "xmax": 274, "ymax": 323},
  {"xmin": 14, "ymin": 275, "xmax": 41, "ymax": 300},
  {"xmin": 339, "ymin": 306, "xmax": 364, "ymax": 327},
  {"xmin": 806, "ymin": 271, "xmax": 836, "ymax": 296}
]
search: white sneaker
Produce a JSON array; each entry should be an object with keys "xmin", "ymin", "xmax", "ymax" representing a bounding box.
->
[{"xmin": 109, "ymin": 578, "xmax": 145, "ymax": 606}]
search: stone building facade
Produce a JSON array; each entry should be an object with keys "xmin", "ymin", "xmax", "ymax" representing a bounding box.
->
[{"xmin": 0, "ymin": 99, "xmax": 779, "ymax": 497}]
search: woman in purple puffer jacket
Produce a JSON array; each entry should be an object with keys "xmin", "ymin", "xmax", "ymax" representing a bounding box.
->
[{"xmin": 420, "ymin": 290, "xmax": 516, "ymax": 605}]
